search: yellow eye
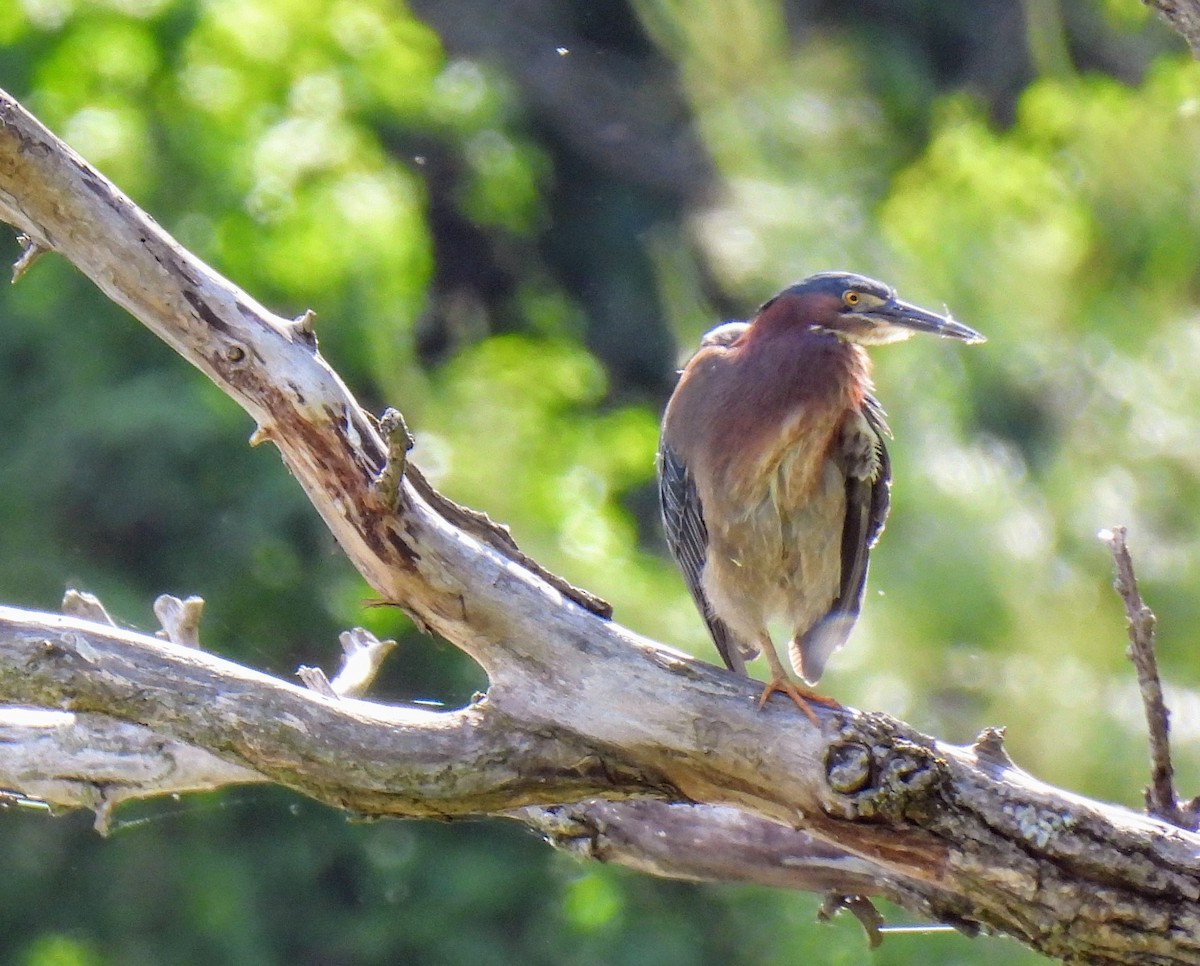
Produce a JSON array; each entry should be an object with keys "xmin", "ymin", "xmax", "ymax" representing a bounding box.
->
[{"xmin": 843, "ymin": 290, "xmax": 860, "ymax": 306}]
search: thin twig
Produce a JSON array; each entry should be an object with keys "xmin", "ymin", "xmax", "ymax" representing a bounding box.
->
[
  {"xmin": 62, "ymin": 589, "xmax": 117, "ymax": 626},
  {"xmin": 298, "ymin": 627, "xmax": 397, "ymax": 699},
  {"xmin": 297, "ymin": 665, "xmax": 339, "ymax": 697},
  {"xmin": 818, "ymin": 893, "xmax": 885, "ymax": 948},
  {"xmin": 153, "ymin": 594, "xmax": 205, "ymax": 649},
  {"xmin": 10, "ymin": 232, "xmax": 47, "ymax": 282},
  {"xmin": 1100, "ymin": 526, "xmax": 1198, "ymax": 830}
]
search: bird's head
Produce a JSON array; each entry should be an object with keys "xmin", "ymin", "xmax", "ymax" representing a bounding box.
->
[{"xmin": 757, "ymin": 271, "xmax": 985, "ymax": 346}]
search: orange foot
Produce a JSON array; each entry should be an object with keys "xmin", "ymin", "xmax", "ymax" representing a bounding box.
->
[{"xmin": 756, "ymin": 676, "xmax": 842, "ymax": 725}]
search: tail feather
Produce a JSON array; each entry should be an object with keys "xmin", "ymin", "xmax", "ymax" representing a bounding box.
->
[{"xmin": 791, "ymin": 612, "xmax": 857, "ymax": 684}]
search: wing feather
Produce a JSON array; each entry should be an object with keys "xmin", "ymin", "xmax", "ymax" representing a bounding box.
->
[
  {"xmin": 657, "ymin": 439, "xmax": 748, "ymax": 674},
  {"xmin": 794, "ymin": 395, "xmax": 892, "ymax": 682}
]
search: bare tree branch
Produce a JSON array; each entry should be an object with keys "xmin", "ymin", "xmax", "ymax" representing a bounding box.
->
[
  {"xmin": 1101, "ymin": 527, "xmax": 1200, "ymax": 831},
  {"xmin": 1143, "ymin": 0, "xmax": 1200, "ymax": 57},
  {"xmin": 2, "ymin": 87, "xmax": 1200, "ymax": 963},
  {"xmin": 0, "ymin": 703, "xmax": 265, "ymax": 832},
  {"xmin": 2, "ymin": 601, "xmax": 1200, "ymax": 962}
]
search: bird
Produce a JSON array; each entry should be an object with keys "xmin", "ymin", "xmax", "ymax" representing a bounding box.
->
[{"xmin": 658, "ymin": 271, "xmax": 984, "ymax": 722}]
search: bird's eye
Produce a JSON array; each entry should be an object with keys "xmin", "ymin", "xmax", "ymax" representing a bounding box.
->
[{"xmin": 843, "ymin": 290, "xmax": 860, "ymax": 307}]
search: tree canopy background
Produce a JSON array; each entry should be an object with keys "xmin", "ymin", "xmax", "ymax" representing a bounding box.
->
[{"xmin": 0, "ymin": 1, "xmax": 1197, "ymax": 963}]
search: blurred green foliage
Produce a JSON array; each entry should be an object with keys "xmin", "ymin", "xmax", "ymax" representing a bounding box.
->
[{"xmin": 0, "ymin": 0, "xmax": 1196, "ymax": 963}]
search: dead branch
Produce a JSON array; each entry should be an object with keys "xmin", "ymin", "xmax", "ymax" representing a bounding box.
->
[
  {"xmin": 1143, "ymin": 0, "xmax": 1200, "ymax": 58},
  {"xmin": 1, "ymin": 87, "xmax": 1200, "ymax": 964},
  {"xmin": 1101, "ymin": 527, "xmax": 1200, "ymax": 831}
]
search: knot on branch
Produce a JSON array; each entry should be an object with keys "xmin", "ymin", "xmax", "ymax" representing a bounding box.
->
[
  {"xmin": 826, "ymin": 741, "xmax": 872, "ymax": 794},
  {"xmin": 823, "ymin": 718, "xmax": 946, "ymax": 822},
  {"xmin": 516, "ymin": 804, "xmax": 602, "ymax": 861}
]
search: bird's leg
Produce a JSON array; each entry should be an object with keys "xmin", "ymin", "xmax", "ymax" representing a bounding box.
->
[{"xmin": 755, "ymin": 636, "xmax": 841, "ymax": 724}]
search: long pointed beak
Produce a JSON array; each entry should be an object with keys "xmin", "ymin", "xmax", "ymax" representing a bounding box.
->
[{"xmin": 877, "ymin": 297, "xmax": 986, "ymax": 344}]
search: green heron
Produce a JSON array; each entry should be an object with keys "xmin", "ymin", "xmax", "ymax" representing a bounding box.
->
[{"xmin": 658, "ymin": 272, "xmax": 983, "ymax": 721}]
